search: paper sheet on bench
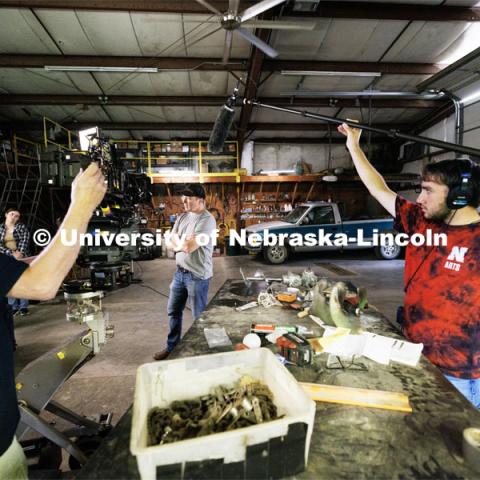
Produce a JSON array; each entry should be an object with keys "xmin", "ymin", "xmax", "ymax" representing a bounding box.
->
[{"xmin": 320, "ymin": 327, "xmax": 423, "ymax": 366}]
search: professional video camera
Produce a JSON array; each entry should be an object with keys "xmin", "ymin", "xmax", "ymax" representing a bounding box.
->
[{"xmin": 75, "ymin": 128, "xmax": 160, "ymax": 290}]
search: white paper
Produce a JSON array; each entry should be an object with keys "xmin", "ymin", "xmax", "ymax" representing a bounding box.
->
[
  {"xmin": 318, "ymin": 328, "xmax": 424, "ymax": 367},
  {"xmin": 322, "ymin": 332, "xmax": 366, "ymax": 357},
  {"xmin": 390, "ymin": 339, "xmax": 424, "ymax": 366},
  {"xmin": 362, "ymin": 333, "xmax": 394, "ymax": 365}
]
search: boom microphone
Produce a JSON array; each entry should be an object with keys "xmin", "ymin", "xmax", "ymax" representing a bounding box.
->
[{"xmin": 208, "ymin": 87, "xmax": 239, "ymax": 154}]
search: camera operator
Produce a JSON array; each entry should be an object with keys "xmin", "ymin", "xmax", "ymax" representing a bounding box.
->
[{"xmin": 0, "ymin": 163, "xmax": 106, "ymax": 479}]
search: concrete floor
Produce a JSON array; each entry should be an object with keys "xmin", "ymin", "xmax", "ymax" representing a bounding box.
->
[{"xmin": 13, "ymin": 251, "xmax": 405, "ymax": 469}]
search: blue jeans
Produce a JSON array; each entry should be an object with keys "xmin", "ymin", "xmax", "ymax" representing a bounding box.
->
[
  {"xmin": 166, "ymin": 268, "xmax": 210, "ymax": 352},
  {"xmin": 445, "ymin": 375, "xmax": 480, "ymax": 409},
  {"xmin": 8, "ymin": 297, "xmax": 28, "ymax": 311}
]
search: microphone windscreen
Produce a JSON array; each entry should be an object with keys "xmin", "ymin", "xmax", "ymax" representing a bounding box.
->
[{"xmin": 208, "ymin": 105, "xmax": 236, "ymax": 154}]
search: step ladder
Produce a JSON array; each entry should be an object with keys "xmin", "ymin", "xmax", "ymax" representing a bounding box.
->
[
  {"xmin": 0, "ymin": 177, "xmax": 42, "ymax": 230},
  {"xmin": 0, "ymin": 136, "xmax": 43, "ymax": 231}
]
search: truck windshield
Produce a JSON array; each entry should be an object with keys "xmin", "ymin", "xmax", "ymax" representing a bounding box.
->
[{"xmin": 284, "ymin": 206, "xmax": 309, "ymax": 224}]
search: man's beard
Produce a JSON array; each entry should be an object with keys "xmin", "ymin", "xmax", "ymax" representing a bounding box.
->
[{"xmin": 424, "ymin": 202, "xmax": 451, "ymax": 222}]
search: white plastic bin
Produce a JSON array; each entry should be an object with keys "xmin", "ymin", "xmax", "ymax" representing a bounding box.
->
[{"xmin": 130, "ymin": 348, "xmax": 316, "ymax": 480}]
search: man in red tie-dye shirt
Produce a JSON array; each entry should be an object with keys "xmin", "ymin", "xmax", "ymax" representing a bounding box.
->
[{"xmin": 339, "ymin": 123, "xmax": 480, "ymax": 409}]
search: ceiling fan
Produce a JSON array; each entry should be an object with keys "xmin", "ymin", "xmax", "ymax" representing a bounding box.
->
[{"xmin": 194, "ymin": 0, "xmax": 316, "ymax": 63}]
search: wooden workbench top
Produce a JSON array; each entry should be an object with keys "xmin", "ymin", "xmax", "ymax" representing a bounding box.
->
[{"xmin": 77, "ymin": 279, "xmax": 480, "ymax": 479}]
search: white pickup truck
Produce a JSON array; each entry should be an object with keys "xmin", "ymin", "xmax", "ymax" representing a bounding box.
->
[{"xmin": 244, "ymin": 201, "xmax": 401, "ymax": 264}]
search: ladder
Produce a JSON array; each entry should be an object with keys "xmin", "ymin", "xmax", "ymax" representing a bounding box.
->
[{"xmin": 0, "ymin": 136, "xmax": 43, "ymax": 231}]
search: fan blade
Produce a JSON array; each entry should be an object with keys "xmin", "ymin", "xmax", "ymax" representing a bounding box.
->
[
  {"xmin": 240, "ymin": 0, "xmax": 286, "ymax": 22},
  {"xmin": 223, "ymin": 30, "xmax": 233, "ymax": 64},
  {"xmin": 229, "ymin": 0, "xmax": 241, "ymax": 15},
  {"xmin": 194, "ymin": 0, "xmax": 223, "ymax": 16},
  {"xmin": 184, "ymin": 26, "xmax": 224, "ymax": 52},
  {"xmin": 244, "ymin": 20, "xmax": 316, "ymax": 30},
  {"xmin": 236, "ymin": 27, "xmax": 279, "ymax": 58}
]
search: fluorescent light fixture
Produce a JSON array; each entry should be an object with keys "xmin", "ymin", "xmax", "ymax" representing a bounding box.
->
[
  {"xmin": 44, "ymin": 66, "xmax": 158, "ymax": 73},
  {"xmin": 281, "ymin": 70, "xmax": 382, "ymax": 77},
  {"xmin": 280, "ymin": 90, "xmax": 444, "ymax": 98}
]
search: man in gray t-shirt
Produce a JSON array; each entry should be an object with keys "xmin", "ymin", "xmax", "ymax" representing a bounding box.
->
[{"xmin": 153, "ymin": 184, "xmax": 217, "ymax": 361}]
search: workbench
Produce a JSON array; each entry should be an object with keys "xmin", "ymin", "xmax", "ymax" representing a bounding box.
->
[{"xmin": 77, "ymin": 279, "xmax": 480, "ymax": 479}]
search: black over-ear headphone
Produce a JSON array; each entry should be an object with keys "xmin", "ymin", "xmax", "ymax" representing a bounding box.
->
[{"xmin": 446, "ymin": 160, "xmax": 475, "ymax": 210}]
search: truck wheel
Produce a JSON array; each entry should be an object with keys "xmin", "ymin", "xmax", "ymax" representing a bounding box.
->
[
  {"xmin": 263, "ymin": 245, "xmax": 289, "ymax": 264},
  {"xmin": 375, "ymin": 243, "xmax": 401, "ymax": 260}
]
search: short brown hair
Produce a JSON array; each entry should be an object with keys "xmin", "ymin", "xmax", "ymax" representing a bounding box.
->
[
  {"xmin": 5, "ymin": 208, "xmax": 20, "ymax": 215},
  {"xmin": 422, "ymin": 158, "xmax": 480, "ymax": 207}
]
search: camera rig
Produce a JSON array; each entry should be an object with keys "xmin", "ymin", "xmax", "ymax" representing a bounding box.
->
[{"xmin": 75, "ymin": 132, "xmax": 159, "ymax": 290}]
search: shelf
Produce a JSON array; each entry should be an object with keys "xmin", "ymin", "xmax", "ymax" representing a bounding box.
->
[
  {"xmin": 152, "ymin": 158, "xmax": 197, "ymax": 162},
  {"xmin": 150, "ymin": 152, "xmax": 193, "ymax": 156},
  {"xmin": 114, "ymin": 139, "xmax": 239, "ymax": 182},
  {"xmin": 242, "ymin": 174, "xmax": 322, "ymax": 182},
  {"xmin": 121, "ymin": 156, "xmax": 198, "ymax": 162},
  {"xmin": 150, "ymin": 175, "xmax": 239, "ymax": 184}
]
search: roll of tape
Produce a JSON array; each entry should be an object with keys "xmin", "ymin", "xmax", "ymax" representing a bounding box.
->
[{"xmin": 463, "ymin": 427, "xmax": 480, "ymax": 473}]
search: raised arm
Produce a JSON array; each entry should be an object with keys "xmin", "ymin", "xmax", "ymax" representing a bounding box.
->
[
  {"xmin": 8, "ymin": 163, "xmax": 107, "ymax": 300},
  {"xmin": 338, "ymin": 123, "xmax": 397, "ymax": 217}
]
